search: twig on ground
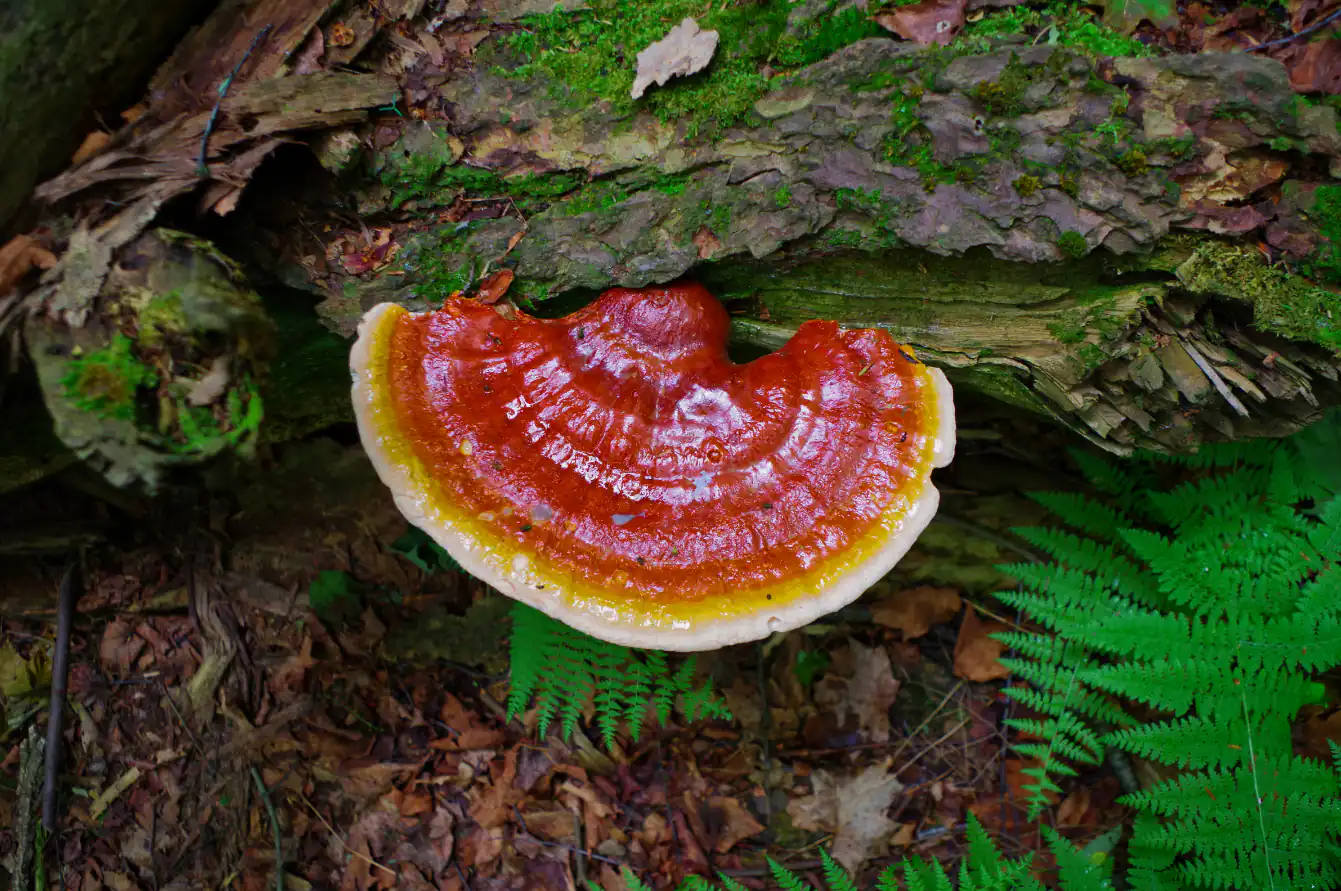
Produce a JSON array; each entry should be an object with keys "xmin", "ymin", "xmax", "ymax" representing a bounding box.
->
[
  {"xmin": 511, "ymin": 805, "xmax": 625, "ymax": 868},
  {"xmin": 297, "ymin": 791, "xmax": 397, "ymax": 878},
  {"xmin": 250, "ymin": 767, "xmax": 284, "ymax": 891},
  {"xmin": 42, "ymin": 560, "xmax": 81, "ymax": 831},
  {"xmin": 198, "ymin": 26, "xmax": 273, "ymax": 177},
  {"xmin": 1248, "ymin": 6, "xmax": 1341, "ymax": 51}
]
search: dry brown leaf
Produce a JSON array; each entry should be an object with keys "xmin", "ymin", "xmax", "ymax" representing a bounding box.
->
[
  {"xmin": 814, "ymin": 640, "xmax": 901, "ymax": 743},
  {"xmin": 693, "ymin": 225, "xmax": 723, "ymax": 258},
  {"xmin": 0, "ymin": 235, "xmax": 58, "ymax": 295},
  {"xmin": 787, "ymin": 762, "xmax": 903, "ymax": 873},
  {"xmin": 845, "ymin": 641, "xmax": 901, "ymax": 742},
  {"xmin": 475, "ymin": 268, "xmax": 515, "ymax": 305},
  {"xmin": 186, "ymin": 356, "xmax": 232, "ymax": 407},
  {"xmin": 952, "ymin": 608, "xmax": 1010, "ymax": 682},
  {"xmin": 72, "ymin": 131, "xmax": 113, "ymax": 165},
  {"xmin": 1298, "ymin": 707, "xmax": 1341, "ymax": 760},
  {"xmin": 99, "ymin": 618, "xmax": 146, "ymax": 677},
  {"xmin": 631, "ymin": 17, "xmax": 719, "ymax": 99},
  {"xmin": 890, "ymin": 822, "xmax": 916, "ymax": 847},
  {"xmin": 705, "ymin": 796, "xmax": 765, "ymax": 853},
  {"xmin": 209, "ymin": 186, "xmax": 245, "ymax": 216},
  {"xmin": 1056, "ymin": 787, "xmax": 1092, "ymax": 827},
  {"xmin": 871, "ymin": 585, "xmax": 962, "ymax": 639},
  {"xmin": 877, "ymin": 0, "xmax": 968, "ymax": 46}
]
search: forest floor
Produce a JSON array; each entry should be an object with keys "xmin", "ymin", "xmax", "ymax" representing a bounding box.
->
[
  {"xmin": 4, "ymin": 0, "xmax": 1341, "ymax": 888},
  {"xmin": 0, "ymin": 425, "xmax": 1147, "ymax": 891}
]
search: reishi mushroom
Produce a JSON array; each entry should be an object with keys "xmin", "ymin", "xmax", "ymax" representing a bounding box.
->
[{"xmin": 350, "ymin": 281, "xmax": 955, "ymax": 651}]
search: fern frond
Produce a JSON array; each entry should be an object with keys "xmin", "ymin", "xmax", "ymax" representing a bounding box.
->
[
  {"xmin": 1043, "ymin": 825, "xmax": 1115, "ymax": 891},
  {"xmin": 767, "ymin": 857, "xmax": 818, "ymax": 891},
  {"xmin": 506, "ymin": 604, "xmax": 727, "ymax": 747},
  {"xmin": 619, "ymin": 866, "xmax": 656, "ymax": 891},
  {"xmin": 1011, "ymin": 526, "xmax": 1161, "ymax": 605},
  {"xmin": 818, "ymin": 850, "xmax": 859, "ymax": 891},
  {"xmin": 1028, "ymin": 492, "xmax": 1129, "ymax": 539}
]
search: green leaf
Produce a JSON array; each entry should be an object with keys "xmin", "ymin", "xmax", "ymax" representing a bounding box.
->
[
  {"xmin": 1100, "ymin": 0, "xmax": 1176, "ymax": 34},
  {"xmin": 0, "ymin": 642, "xmax": 50, "ymax": 702},
  {"xmin": 793, "ymin": 648, "xmax": 831, "ymax": 688},
  {"xmin": 307, "ymin": 570, "xmax": 364, "ymax": 625},
  {"xmin": 390, "ymin": 525, "xmax": 460, "ymax": 574}
]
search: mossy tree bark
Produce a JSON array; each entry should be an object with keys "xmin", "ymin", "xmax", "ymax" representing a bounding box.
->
[
  {"xmin": 0, "ymin": 0, "xmax": 212, "ymax": 233},
  {"xmin": 253, "ymin": 37, "xmax": 1341, "ymax": 455},
  {"xmin": 9, "ymin": 4, "xmax": 1341, "ymax": 497}
]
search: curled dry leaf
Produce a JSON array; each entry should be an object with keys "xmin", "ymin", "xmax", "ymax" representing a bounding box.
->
[
  {"xmin": 692, "ymin": 225, "xmax": 723, "ymax": 259},
  {"xmin": 186, "ymin": 356, "xmax": 232, "ymax": 407},
  {"xmin": 72, "ymin": 130, "xmax": 113, "ymax": 165},
  {"xmin": 704, "ymin": 796, "xmax": 765, "ymax": 853},
  {"xmin": 952, "ymin": 607, "xmax": 1010, "ymax": 682},
  {"xmin": 475, "ymin": 268, "xmax": 515, "ymax": 305},
  {"xmin": 815, "ymin": 640, "xmax": 901, "ymax": 742},
  {"xmin": 877, "ymin": 0, "xmax": 968, "ymax": 46},
  {"xmin": 631, "ymin": 17, "xmax": 719, "ymax": 99},
  {"xmin": 787, "ymin": 761, "xmax": 903, "ymax": 874},
  {"xmin": 870, "ymin": 585, "xmax": 963, "ymax": 639},
  {"xmin": 0, "ymin": 235, "xmax": 58, "ymax": 295},
  {"xmin": 99, "ymin": 617, "xmax": 147, "ymax": 678}
]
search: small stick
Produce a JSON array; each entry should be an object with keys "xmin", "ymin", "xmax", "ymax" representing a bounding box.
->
[
  {"xmin": 250, "ymin": 767, "xmax": 284, "ymax": 891},
  {"xmin": 296, "ymin": 791, "xmax": 396, "ymax": 878},
  {"xmin": 1248, "ymin": 6, "xmax": 1341, "ymax": 51},
  {"xmin": 198, "ymin": 26, "xmax": 273, "ymax": 177},
  {"xmin": 42, "ymin": 561, "xmax": 81, "ymax": 831}
]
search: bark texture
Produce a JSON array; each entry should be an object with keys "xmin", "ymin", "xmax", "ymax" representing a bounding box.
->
[
  {"xmin": 267, "ymin": 38, "xmax": 1341, "ymax": 454},
  {"xmin": 0, "ymin": 0, "xmax": 210, "ymax": 233}
]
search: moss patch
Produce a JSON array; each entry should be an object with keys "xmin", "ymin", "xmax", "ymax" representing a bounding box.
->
[
  {"xmin": 500, "ymin": 0, "xmax": 885, "ymax": 138},
  {"xmin": 959, "ymin": 1, "xmax": 1153, "ymax": 57},
  {"xmin": 1179, "ymin": 241, "xmax": 1341, "ymax": 353},
  {"xmin": 1058, "ymin": 231, "xmax": 1088, "ymax": 258},
  {"xmin": 881, "ymin": 82, "xmax": 956, "ymax": 191},
  {"xmin": 61, "ymin": 334, "xmax": 158, "ymax": 422}
]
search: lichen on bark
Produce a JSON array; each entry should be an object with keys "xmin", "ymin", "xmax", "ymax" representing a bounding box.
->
[{"xmin": 263, "ymin": 27, "xmax": 1341, "ymax": 454}]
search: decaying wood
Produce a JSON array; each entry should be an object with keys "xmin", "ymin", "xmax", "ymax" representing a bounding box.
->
[{"xmin": 6, "ymin": 0, "xmax": 1341, "ymax": 497}]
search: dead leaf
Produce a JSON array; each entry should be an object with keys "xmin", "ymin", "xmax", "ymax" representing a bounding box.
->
[
  {"xmin": 329, "ymin": 22, "xmax": 357, "ymax": 47},
  {"xmin": 1298, "ymin": 706, "xmax": 1341, "ymax": 760},
  {"xmin": 0, "ymin": 642, "xmax": 50, "ymax": 700},
  {"xmin": 871, "ymin": 585, "xmax": 962, "ymax": 639},
  {"xmin": 814, "ymin": 641, "xmax": 901, "ymax": 743},
  {"xmin": 952, "ymin": 608, "xmax": 1010, "ymax": 682},
  {"xmin": 209, "ymin": 187, "xmax": 245, "ymax": 216},
  {"xmin": 845, "ymin": 641, "xmax": 901, "ymax": 743},
  {"xmin": 1283, "ymin": 36, "xmax": 1341, "ymax": 93},
  {"xmin": 787, "ymin": 762, "xmax": 903, "ymax": 874},
  {"xmin": 693, "ymin": 226, "xmax": 723, "ymax": 259},
  {"xmin": 0, "ymin": 235, "xmax": 58, "ymax": 295},
  {"xmin": 186, "ymin": 356, "xmax": 232, "ymax": 407},
  {"xmin": 1056, "ymin": 787, "xmax": 1092, "ymax": 827},
  {"xmin": 877, "ymin": 0, "xmax": 968, "ymax": 46},
  {"xmin": 890, "ymin": 822, "xmax": 916, "ymax": 847},
  {"xmin": 433, "ymin": 694, "xmax": 506, "ymax": 750},
  {"xmin": 704, "ymin": 797, "xmax": 765, "ymax": 853},
  {"xmin": 340, "ymin": 228, "xmax": 400, "ymax": 275},
  {"xmin": 475, "ymin": 268, "xmax": 514, "ymax": 305},
  {"xmin": 631, "ymin": 17, "xmax": 719, "ymax": 99},
  {"xmin": 72, "ymin": 131, "xmax": 113, "ymax": 165},
  {"xmin": 99, "ymin": 618, "xmax": 146, "ymax": 677}
]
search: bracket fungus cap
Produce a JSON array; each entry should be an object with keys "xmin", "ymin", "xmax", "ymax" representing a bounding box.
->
[{"xmin": 351, "ymin": 282, "xmax": 955, "ymax": 651}]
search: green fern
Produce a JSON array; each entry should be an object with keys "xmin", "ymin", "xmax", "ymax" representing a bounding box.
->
[
  {"xmin": 506, "ymin": 603, "xmax": 730, "ymax": 747},
  {"xmin": 591, "ymin": 814, "xmax": 1110, "ymax": 890},
  {"xmin": 994, "ymin": 415, "xmax": 1341, "ymax": 889}
]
